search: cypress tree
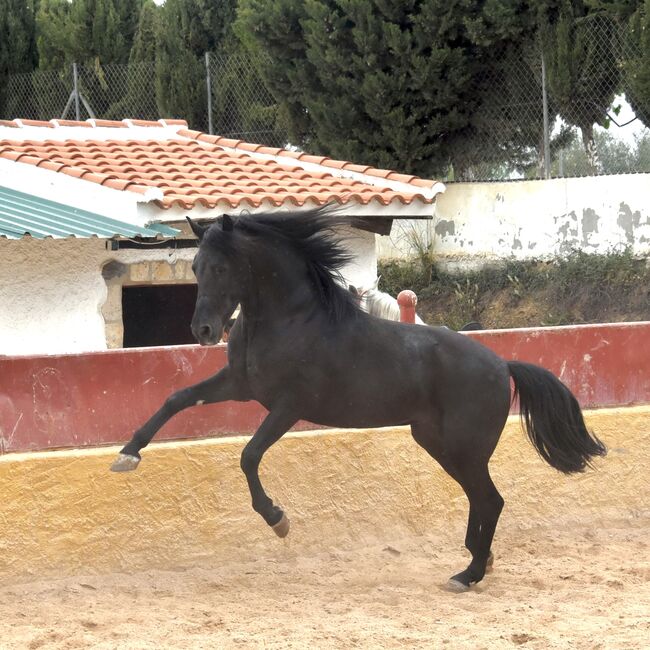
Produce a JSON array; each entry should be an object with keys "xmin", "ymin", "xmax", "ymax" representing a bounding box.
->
[
  {"xmin": 624, "ymin": 0, "xmax": 650, "ymax": 128},
  {"xmin": 35, "ymin": 0, "xmax": 72, "ymax": 70},
  {"xmin": 155, "ymin": 0, "xmax": 237, "ymax": 129},
  {"xmin": 37, "ymin": 0, "xmax": 143, "ymax": 67},
  {"xmin": 539, "ymin": 0, "xmax": 621, "ymax": 172},
  {"xmin": 237, "ymin": 0, "xmax": 558, "ymax": 178},
  {"xmin": 1, "ymin": 0, "xmax": 38, "ymax": 116},
  {"xmin": 106, "ymin": 0, "xmax": 159, "ymax": 120}
]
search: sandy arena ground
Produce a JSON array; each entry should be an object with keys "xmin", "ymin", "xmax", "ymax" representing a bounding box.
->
[{"xmin": 1, "ymin": 516, "xmax": 648, "ymax": 650}]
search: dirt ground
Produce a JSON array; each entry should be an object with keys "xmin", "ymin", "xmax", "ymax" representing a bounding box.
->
[{"xmin": 1, "ymin": 516, "xmax": 648, "ymax": 650}]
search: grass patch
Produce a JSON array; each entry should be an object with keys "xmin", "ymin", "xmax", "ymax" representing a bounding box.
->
[{"xmin": 378, "ymin": 250, "xmax": 650, "ymax": 330}]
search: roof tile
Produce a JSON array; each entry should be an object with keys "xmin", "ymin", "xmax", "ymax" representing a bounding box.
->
[
  {"xmin": 128, "ymin": 119, "xmax": 165, "ymax": 127},
  {"xmin": 19, "ymin": 119, "xmax": 54, "ymax": 128},
  {"xmin": 340, "ymin": 163, "xmax": 371, "ymax": 173},
  {"xmin": 91, "ymin": 119, "xmax": 129, "ymax": 128},
  {"xmin": 297, "ymin": 154, "xmax": 329, "ymax": 165},
  {"xmin": 52, "ymin": 119, "xmax": 92, "ymax": 128},
  {"xmin": 37, "ymin": 160, "xmax": 65, "ymax": 172},
  {"xmin": 0, "ymin": 120, "xmax": 442, "ymax": 209}
]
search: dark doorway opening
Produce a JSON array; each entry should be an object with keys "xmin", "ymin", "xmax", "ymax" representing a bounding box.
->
[{"xmin": 122, "ymin": 284, "xmax": 198, "ymax": 348}]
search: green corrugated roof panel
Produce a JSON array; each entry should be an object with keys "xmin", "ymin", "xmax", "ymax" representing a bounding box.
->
[{"xmin": 0, "ymin": 186, "xmax": 179, "ymax": 239}]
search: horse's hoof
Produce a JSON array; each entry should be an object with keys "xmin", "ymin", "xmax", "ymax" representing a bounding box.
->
[
  {"xmin": 110, "ymin": 453, "xmax": 141, "ymax": 472},
  {"xmin": 445, "ymin": 578, "xmax": 470, "ymax": 593},
  {"xmin": 485, "ymin": 551, "xmax": 495, "ymax": 573},
  {"xmin": 271, "ymin": 512, "xmax": 290, "ymax": 538}
]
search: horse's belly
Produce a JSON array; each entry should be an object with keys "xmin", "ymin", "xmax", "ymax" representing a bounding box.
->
[{"xmin": 295, "ymin": 382, "xmax": 426, "ymax": 429}]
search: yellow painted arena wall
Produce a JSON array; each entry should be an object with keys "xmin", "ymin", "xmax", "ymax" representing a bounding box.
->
[{"xmin": 0, "ymin": 406, "xmax": 648, "ymax": 583}]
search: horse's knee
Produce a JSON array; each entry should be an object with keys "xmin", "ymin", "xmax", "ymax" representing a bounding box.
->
[{"xmin": 164, "ymin": 389, "xmax": 192, "ymax": 413}]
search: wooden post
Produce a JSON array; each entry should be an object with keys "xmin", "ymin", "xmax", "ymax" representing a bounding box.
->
[{"xmin": 397, "ymin": 290, "xmax": 417, "ymax": 324}]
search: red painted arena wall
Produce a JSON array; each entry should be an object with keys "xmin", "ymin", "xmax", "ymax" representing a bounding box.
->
[{"xmin": 1, "ymin": 321, "xmax": 648, "ymax": 453}]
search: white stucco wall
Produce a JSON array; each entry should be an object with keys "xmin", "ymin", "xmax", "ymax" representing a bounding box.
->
[
  {"xmin": 378, "ymin": 174, "xmax": 650, "ymax": 269},
  {"xmin": 0, "ymin": 238, "xmax": 195, "ymax": 356},
  {"xmin": 0, "ymin": 229, "xmax": 376, "ymax": 356}
]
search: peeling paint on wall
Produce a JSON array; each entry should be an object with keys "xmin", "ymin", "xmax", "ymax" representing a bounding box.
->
[
  {"xmin": 582, "ymin": 208, "xmax": 600, "ymax": 247},
  {"xmin": 414, "ymin": 175, "xmax": 650, "ymax": 269},
  {"xmin": 617, "ymin": 202, "xmax": 642, "ymax": 245},
  {"xmin": 434, "ymin": 219, "xmax": 456, "ymax": 237}
]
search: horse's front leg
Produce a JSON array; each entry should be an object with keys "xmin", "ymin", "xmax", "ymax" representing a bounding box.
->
[
  {"xmin": 111, "ymin": 366, "xmax": 249, "ymax": 472},
  {"xmin": 240, "ymin": 409, "xmax": 299, "ymax": 538}
]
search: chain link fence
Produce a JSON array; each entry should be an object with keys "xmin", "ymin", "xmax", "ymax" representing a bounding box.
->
[
  {"xmin": 3, "ymin": 19, "xmax": 650, "ymax": 181},
  {"xmin": 3, "ymin": 53, "xmax": 289, "ymax": 149}
]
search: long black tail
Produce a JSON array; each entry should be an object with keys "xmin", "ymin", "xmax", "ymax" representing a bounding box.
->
[{"xmin": 508, "ymin": 361, "xmax": 607, "ymax": 473}]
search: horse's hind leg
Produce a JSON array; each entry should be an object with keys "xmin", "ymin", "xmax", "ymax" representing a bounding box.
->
[
  {"xmin": 411, "ymin": 421, "xmax": 504, "ymax": 591},
  {"xmin": 240, "ymin": 408, "xmax": 298, "ymax": 537},
  {"xmin": 447, "ymin": 465, "xmax": 504, "ymax": 590}
]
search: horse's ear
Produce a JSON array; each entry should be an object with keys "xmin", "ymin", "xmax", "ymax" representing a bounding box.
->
[
  {"xmin": 222, "ymin": 213, "xmax": 234, "ymax": 232},
  {"xmin": 372, "ymin": 276, "xmax": 380, "ymax": 290},
  {"xmin": 187, "ymin": 217, "xmax": 206, "ymax": 241}
]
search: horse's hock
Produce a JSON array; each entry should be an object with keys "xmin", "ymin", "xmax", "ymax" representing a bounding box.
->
[{"xmin": 0, "ymin": 405, "xmax": 648, "ymax": 582}]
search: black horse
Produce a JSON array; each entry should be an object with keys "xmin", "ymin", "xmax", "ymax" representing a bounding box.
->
[{"xmin": 111, "ymin": 207, "xmax": 606, "ymax": 591}]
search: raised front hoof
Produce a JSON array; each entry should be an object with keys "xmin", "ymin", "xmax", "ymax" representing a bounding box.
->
[
  {"xmin": 110, "ymin": 453, "xmax": 141, "ymax": 472},
  {"xmin": 271, "ymin": 512, "xmax": 290, "ymax": 538}
]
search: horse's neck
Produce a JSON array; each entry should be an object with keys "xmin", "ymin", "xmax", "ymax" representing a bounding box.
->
[
  {"xmin": 239, "ymin": 246, "xmax": 315, "ymax": 322},
  {"xmin": 365, "ymin": 290, "xmax": 401, "ymax": 321}
]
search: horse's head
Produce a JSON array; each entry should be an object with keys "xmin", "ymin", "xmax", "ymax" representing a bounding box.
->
[
  {"xmin": 348, "ymin": 277, "xmax": 380, "ymax": 311},
  {"xmin": 188, "ymin": 215, "xmax": 241, "ymax": 346}
]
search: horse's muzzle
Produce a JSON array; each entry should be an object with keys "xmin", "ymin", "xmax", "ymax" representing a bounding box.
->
[{"xmin": 192, "ymin": 323, "xmax": 221, "ymax": 346}]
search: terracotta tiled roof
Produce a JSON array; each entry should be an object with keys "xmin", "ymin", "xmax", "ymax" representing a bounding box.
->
[{"xmin": 0, "ymin": 118, "xmax": 443, "ymax": 210}]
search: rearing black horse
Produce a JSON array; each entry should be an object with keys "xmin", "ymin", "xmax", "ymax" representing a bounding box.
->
[{"xmin": 111, "ymin": 207, "xmax": 606, "ymax": 591}]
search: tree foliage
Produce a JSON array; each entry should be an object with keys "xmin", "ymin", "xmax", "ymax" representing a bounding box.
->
[
  {"xmin": 105, "ymin": 0, "xmax": 160, "ymax": 120},
  {"xmin": 37, "ymin": 0, "xmax": 143, "ymax": 69},
  {"xmin": 237, "ymin": 0, "xmax": 554, "ymax": 177},
  {"xmin": 539, "ymin": 1, "xmax": 622, "ymax": 172},
  {"xmin": 623, "ymin": 0, "xmax": 650, "ymax": 127},
  {"xmin": 0, "ymin": 0, "xmax": 38, "ymax": 115},
  {"xmin": 155, "ymin": 0, "xmax": 238, "ymax": 129}
]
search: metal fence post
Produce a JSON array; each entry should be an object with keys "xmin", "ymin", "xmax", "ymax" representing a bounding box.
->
[
  {"xmin": 73, "ymin": 63, "xmax": 81, "ymax": 121},
  {"xmin": 205, "ymin": 52, "xmax": 213, "ymax": 135},
  {"xmin": 541, "ymin": 52, "xmax": 551, "ymax": 179}
]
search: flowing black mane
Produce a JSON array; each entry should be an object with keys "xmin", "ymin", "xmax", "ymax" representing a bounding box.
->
[{"xmin": 205, "ymin": 207, "xmax": 362, "ymax": 321}]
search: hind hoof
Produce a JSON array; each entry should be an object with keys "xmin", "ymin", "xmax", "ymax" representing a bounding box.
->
[
  {"xmin": 445, "ymin": 578, "xmax": 470, "ymax": 593},
  {"xmin": 110, "ymin": 453, "xmax": 141, "ymax": 472},
  {"xmin": 271, "ymin": 513, "xmax": 290, "ymax": 538}
]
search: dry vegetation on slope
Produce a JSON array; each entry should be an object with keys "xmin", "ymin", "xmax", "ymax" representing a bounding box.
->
[{"xmin": 379, "ymin": 250, "xmax": 650, "ymax": 330}]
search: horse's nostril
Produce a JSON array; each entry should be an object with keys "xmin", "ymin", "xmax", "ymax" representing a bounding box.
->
[{"xmin": 198, "ymin": 325, "xmax": 213, "ymax": 339}]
